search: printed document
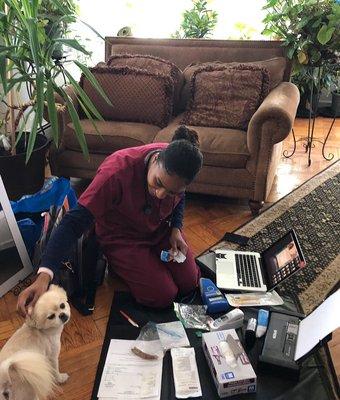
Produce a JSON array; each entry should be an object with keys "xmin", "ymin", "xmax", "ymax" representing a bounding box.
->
[{"xmin": 98, "ymin": 339, "xmax": 163, "ymax": 399}]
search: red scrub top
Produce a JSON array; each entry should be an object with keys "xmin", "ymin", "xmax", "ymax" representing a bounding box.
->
[
  {"xmin": 78, "ymin": 143, "xmax": 181, "ymax": 255},
  {"xmin": 78, "ymin": 143, "xmax": 200, "ymax": 307}
]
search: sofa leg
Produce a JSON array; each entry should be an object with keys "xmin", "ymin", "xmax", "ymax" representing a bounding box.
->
[{"xmin": 249, "ymin": 200, "xmax": 264, "ymax": 216}]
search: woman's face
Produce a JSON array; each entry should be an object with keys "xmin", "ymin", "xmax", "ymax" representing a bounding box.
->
[{"xmin": 147, "ymin": 154, "xmax": 186, "ymax": 199}]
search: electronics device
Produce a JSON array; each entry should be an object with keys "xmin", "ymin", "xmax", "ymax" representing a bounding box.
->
[
  {"xmin": 0, "ymin": 175, "xmax": 33, "ymax": 298},
  {"xmin": 208, "ymin": 308, "xmax": 244, "ymax": 331},
  {"xmin": 259, "ymin": 290, "xmax": 340, "ymax": 378},
  {"xmin": 215, "ymin": 230, "xmax": 305, "ymax": 292},
  {"xmin": 223, "ymin": 232, "xmax": 249, "ymax": 246},
  {"xmin": 199, "ymin": 278, "xmax": 229, "ymax": 314}
]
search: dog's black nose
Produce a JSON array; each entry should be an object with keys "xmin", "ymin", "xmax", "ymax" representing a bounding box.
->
[{"xmin": 59, "ymin": 312, "xmax": 69, "ymax": 323}]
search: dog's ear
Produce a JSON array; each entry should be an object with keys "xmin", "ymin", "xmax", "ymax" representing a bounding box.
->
[{"xmin": 48, "ymin": 284, "xmax": 67, "ymax": 298}]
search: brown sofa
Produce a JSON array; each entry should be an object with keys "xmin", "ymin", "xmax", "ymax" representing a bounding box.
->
[{"xmin": 50, "ymin": 38, "xmax": 299, "ymax": 214}]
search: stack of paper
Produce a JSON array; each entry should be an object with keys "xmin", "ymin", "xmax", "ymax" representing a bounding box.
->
[{"xmin": 98, "ymin": 339, "xmax": 163, "ymax": 400}]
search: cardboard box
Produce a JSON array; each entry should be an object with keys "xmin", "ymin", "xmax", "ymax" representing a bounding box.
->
[{"xmin": 202, "ymin": 329, "xmax": 257, "ymax": 398}]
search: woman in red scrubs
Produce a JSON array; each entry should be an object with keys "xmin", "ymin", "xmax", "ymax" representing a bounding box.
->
[{"xmin": 18, "ymin": 126, "xmax": 203, "ymax": 315}]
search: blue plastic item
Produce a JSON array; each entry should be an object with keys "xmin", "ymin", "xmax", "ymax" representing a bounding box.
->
[
  {"xmin": 9, "ymin": 177, "xmax": 77, "ymax": 255},
  {"xmin": 199, "ymin": 278, "xmax": 230, "ymax": 314}
]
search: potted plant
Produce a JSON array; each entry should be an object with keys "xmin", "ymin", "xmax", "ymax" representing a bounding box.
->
[
  {"xmin": 0, "ymin": 0, "xmax": 110, "ymax": 200},
  {"xmin": 172, "ymin": 0, "xmax": 218, "ymax": 39},
  {"xmin": 262, "ymin": 0, "xmax": 340, "ymax": 117}
]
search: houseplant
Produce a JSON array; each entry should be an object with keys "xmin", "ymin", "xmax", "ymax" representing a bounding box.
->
[
  {"xmin": 172, "ymin": 0, "xmax": 218, "ymax": 39},
  {"xmin": 262, "ymin": 0, "xmax": 340, "ymax": 116},
  {"xmin": 0, "ymin": 0, "xmax": 110, "ymax": 199}
]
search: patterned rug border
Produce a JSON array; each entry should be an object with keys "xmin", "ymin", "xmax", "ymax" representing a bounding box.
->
[{"xmin": 235, "ymin": 160, "xmax": 339, "ymax": 239}]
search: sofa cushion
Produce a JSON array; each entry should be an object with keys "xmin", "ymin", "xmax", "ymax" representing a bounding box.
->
[
  {"xmin": 181, "ymin": 64, "xmax": 269, "ymax": 130},
  {"xmin": 80, "ymin": 65, "xmax": 173, "ymax": 128},
  {"xmin": 180, "ymin": 57, "xmax": 285, "ymax": 111},
  {"xmin": 107, "ymin": 53, "xmax": 184, "ymax": 114},
  {"xmin": 154, "ymin": 115, "xmax": 249, "ymax": 169},
  {"xmin": 65, "ymin": 119, "xmax": 160, "ymax": 154}
]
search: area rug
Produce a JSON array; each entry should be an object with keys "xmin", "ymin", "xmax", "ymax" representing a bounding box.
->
[{"xmin": 211, "ymin": 160, "xmax": 340, "ymax": 315}]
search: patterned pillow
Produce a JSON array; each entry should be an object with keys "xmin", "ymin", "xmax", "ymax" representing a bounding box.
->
[
  {"xmin": 107, "ymin": 53, "xmax": 184, "ymax": 114},
  {"xmin": 80, "ymin": 65, "xmax": 174, "ymax": 128},
  {"xmin": 180, "ymin": 57, "xmax": 285, "ymax": 111},
  {"xmin": 182, "ymin": 64, "xmax": 269, "ymax": 130}
]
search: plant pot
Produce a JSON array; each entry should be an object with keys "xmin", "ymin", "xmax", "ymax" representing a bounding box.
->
[
  {"xmin": 331, "ymin": 91, "xmax": 340, "ymax": 117},
  {"xmin": 0, "ymin": 133, "xmax": 50, "ymax": 200}
]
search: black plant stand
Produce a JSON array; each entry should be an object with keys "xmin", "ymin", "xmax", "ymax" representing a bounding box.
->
[{"xmin": 283, "ymin": 67, "xmax": 336, "ymax": 166}]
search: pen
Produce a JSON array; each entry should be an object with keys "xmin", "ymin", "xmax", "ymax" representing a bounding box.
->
[{"xmin": 119, "ymin": 310, "xmax": 139, "ymax": 328}]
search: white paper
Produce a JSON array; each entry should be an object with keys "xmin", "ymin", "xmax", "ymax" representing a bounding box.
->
[
  {"xmin": 295, "ymin": 289, "xmax": 340, "ymax": 361},
  {"xmin": 98, "ymin": 339, "xmax": 163, "ymax": 400},
  {"xmin": 171, "ymin": 347, "xmax": 202, "ymax": 398}
]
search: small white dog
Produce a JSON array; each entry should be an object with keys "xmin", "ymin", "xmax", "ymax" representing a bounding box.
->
[{"xmin": 0, "ymin": 285, "xmax": 70, "ymax": 400}]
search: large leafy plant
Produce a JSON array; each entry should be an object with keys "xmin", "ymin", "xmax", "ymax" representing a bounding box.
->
[
  {"xmin": 173, "ymin": 0, "xmax": 218, "ymax": 39},
  {"xmin": 0, "ymin": 0, "xmax": 110, "ymax": 162},
  {"xmin": 262, "ymin": 0, "xmax": 340, "ymax": 103}
]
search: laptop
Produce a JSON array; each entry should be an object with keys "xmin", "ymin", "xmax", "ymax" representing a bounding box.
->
[
  {"xmin": 0, "ymin": 175, "xmax": 33, "ymax": 298},
  {"xmin": 215, "ymin": 230, "xmax": 305, "ymax": 292}
]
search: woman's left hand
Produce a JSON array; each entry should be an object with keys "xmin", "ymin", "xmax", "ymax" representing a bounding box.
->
[{"xmin": 169, "ymin": 228, "xmax": 188, "ymax": 258}]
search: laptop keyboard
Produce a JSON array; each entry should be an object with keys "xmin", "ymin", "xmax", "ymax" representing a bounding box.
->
[{"xmin": 235, "ymin": 254, "xmax": 261, "ymax": 288}]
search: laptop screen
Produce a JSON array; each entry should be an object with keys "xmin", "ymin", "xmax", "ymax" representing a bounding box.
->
[{"xmin": 262, "ymin": 230, "xmax": 306, "ymax": 290}]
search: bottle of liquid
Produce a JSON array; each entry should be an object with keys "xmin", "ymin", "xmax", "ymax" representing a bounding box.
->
[{"xmin": 245, "ymin": 318, "xmax": 257, "ymax": 350}]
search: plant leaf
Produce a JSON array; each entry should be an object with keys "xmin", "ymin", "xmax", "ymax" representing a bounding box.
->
[
  {"xmin": 35, "ymin": 68, "xmax": 44, "ymax": 126},
  {"xmin": 0, "ymin": 55, "xmax": 7, "ymax": 93},
  {"xmin": 25, "ymin": 113, "xmax": 38, "ymax": 163},
  {"xmin": 317, "ymin": 25, "xmax": 335, "ymax": 45},
  {"xmin": 53, "ymin": 38, "xmax": 91, "ymax": 55},
  {"xmin": 74, "ymin": 60, "xmax": 112, "ymax": 106},
  {"xmin": 46, "ymin": 78, "xmax": 59, "ymax": 147},
  {"xmin": 63, "ymin": 69, "xmax": 104, "ymax": 121},
  {"xmin": 26, "ymin": 18, "xmax": 40, "ymax": 68},
  {"xmin": 63, "ymin": 93, "xmax": 89, "ymax": 159},
  {"xmin": 79, "ymin": 18, "xmax": 105, "ymax": 41},
  {"xmin": 77, "ymin": 96, "xmax": 102, "ymax": 139}
]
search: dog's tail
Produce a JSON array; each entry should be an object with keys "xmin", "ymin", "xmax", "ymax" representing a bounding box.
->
[{"xmin": 0, "ymin": 351, "xmax": 57, "ymax": 398}]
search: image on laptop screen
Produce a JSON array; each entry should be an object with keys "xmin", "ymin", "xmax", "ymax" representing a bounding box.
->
[
  {"xmin": 262, "ymin": 231, "xmax": 306, "ymax": 289},
  {"xmin": 0, "ymin": 176, "xmax": 32, "ymax": 297}
]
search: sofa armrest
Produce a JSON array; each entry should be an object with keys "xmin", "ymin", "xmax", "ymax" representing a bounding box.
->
[{"xmin": 247, "ymin": 82, "xmax": 299, "ymax": 153}]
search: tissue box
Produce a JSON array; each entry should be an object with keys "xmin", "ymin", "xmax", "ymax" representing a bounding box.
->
[{"xmin": 202, "ymin": 329, "xmax": 256, "ymax": 398}]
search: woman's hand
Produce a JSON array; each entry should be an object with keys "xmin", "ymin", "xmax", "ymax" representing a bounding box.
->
[
  {"xmin": 17, "ymin": 273, "xmax": 50, "ymax": 317},
  {"xmin": 169, "ymin": 228, "xmax": 188, "ymax": 258}
]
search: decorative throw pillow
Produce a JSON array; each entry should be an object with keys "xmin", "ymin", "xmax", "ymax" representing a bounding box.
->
[
  {"xmin": 180, "ymin": 57, "xmax": 285, "ymax": 111},
  {"xmin": 107, "ymin": 53, "xmax": 184, "ymax": 114},
  {"xmin": 182, "ymin": 64, "xmax": 270, "ymax": 130},
  {"xmin": 80, "ymin": 65, "xmax": 174, "ymax": 128}
]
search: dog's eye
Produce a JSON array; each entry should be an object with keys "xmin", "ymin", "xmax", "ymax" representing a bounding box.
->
[
  {"xmin": 3, "ymin": 391, "xmax": 9, "ymax": 400},
  {"xmin": 47, "ymin": 314, "xmax": 55, "ymax": 320},
  {"xmin": 60, "ymin": 303, "xmax": 65, "ymax": 309}
]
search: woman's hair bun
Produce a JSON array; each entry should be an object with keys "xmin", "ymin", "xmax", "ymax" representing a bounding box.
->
[{"xmin": 171, "ymin": 125, "xmax": 200, "ymax": 147}]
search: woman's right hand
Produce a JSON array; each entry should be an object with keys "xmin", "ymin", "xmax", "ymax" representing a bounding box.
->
[{"xmin": 17, "ymin": 273, "xmax": 51, "ymax": 317}]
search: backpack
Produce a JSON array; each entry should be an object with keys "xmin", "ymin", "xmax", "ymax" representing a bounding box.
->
[{"xmin": 33, "ymin": 197, "xmax": 107, "ymax": 316}]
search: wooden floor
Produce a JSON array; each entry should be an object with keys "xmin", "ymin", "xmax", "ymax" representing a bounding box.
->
[{"xmin": 0, "ymin": 117, "xmax": 339, "ymax": 399}]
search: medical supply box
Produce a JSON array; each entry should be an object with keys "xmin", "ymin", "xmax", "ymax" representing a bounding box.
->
[{"xmin": 202, "ymin": 329, "xmax": 257, "ymax": 398}]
